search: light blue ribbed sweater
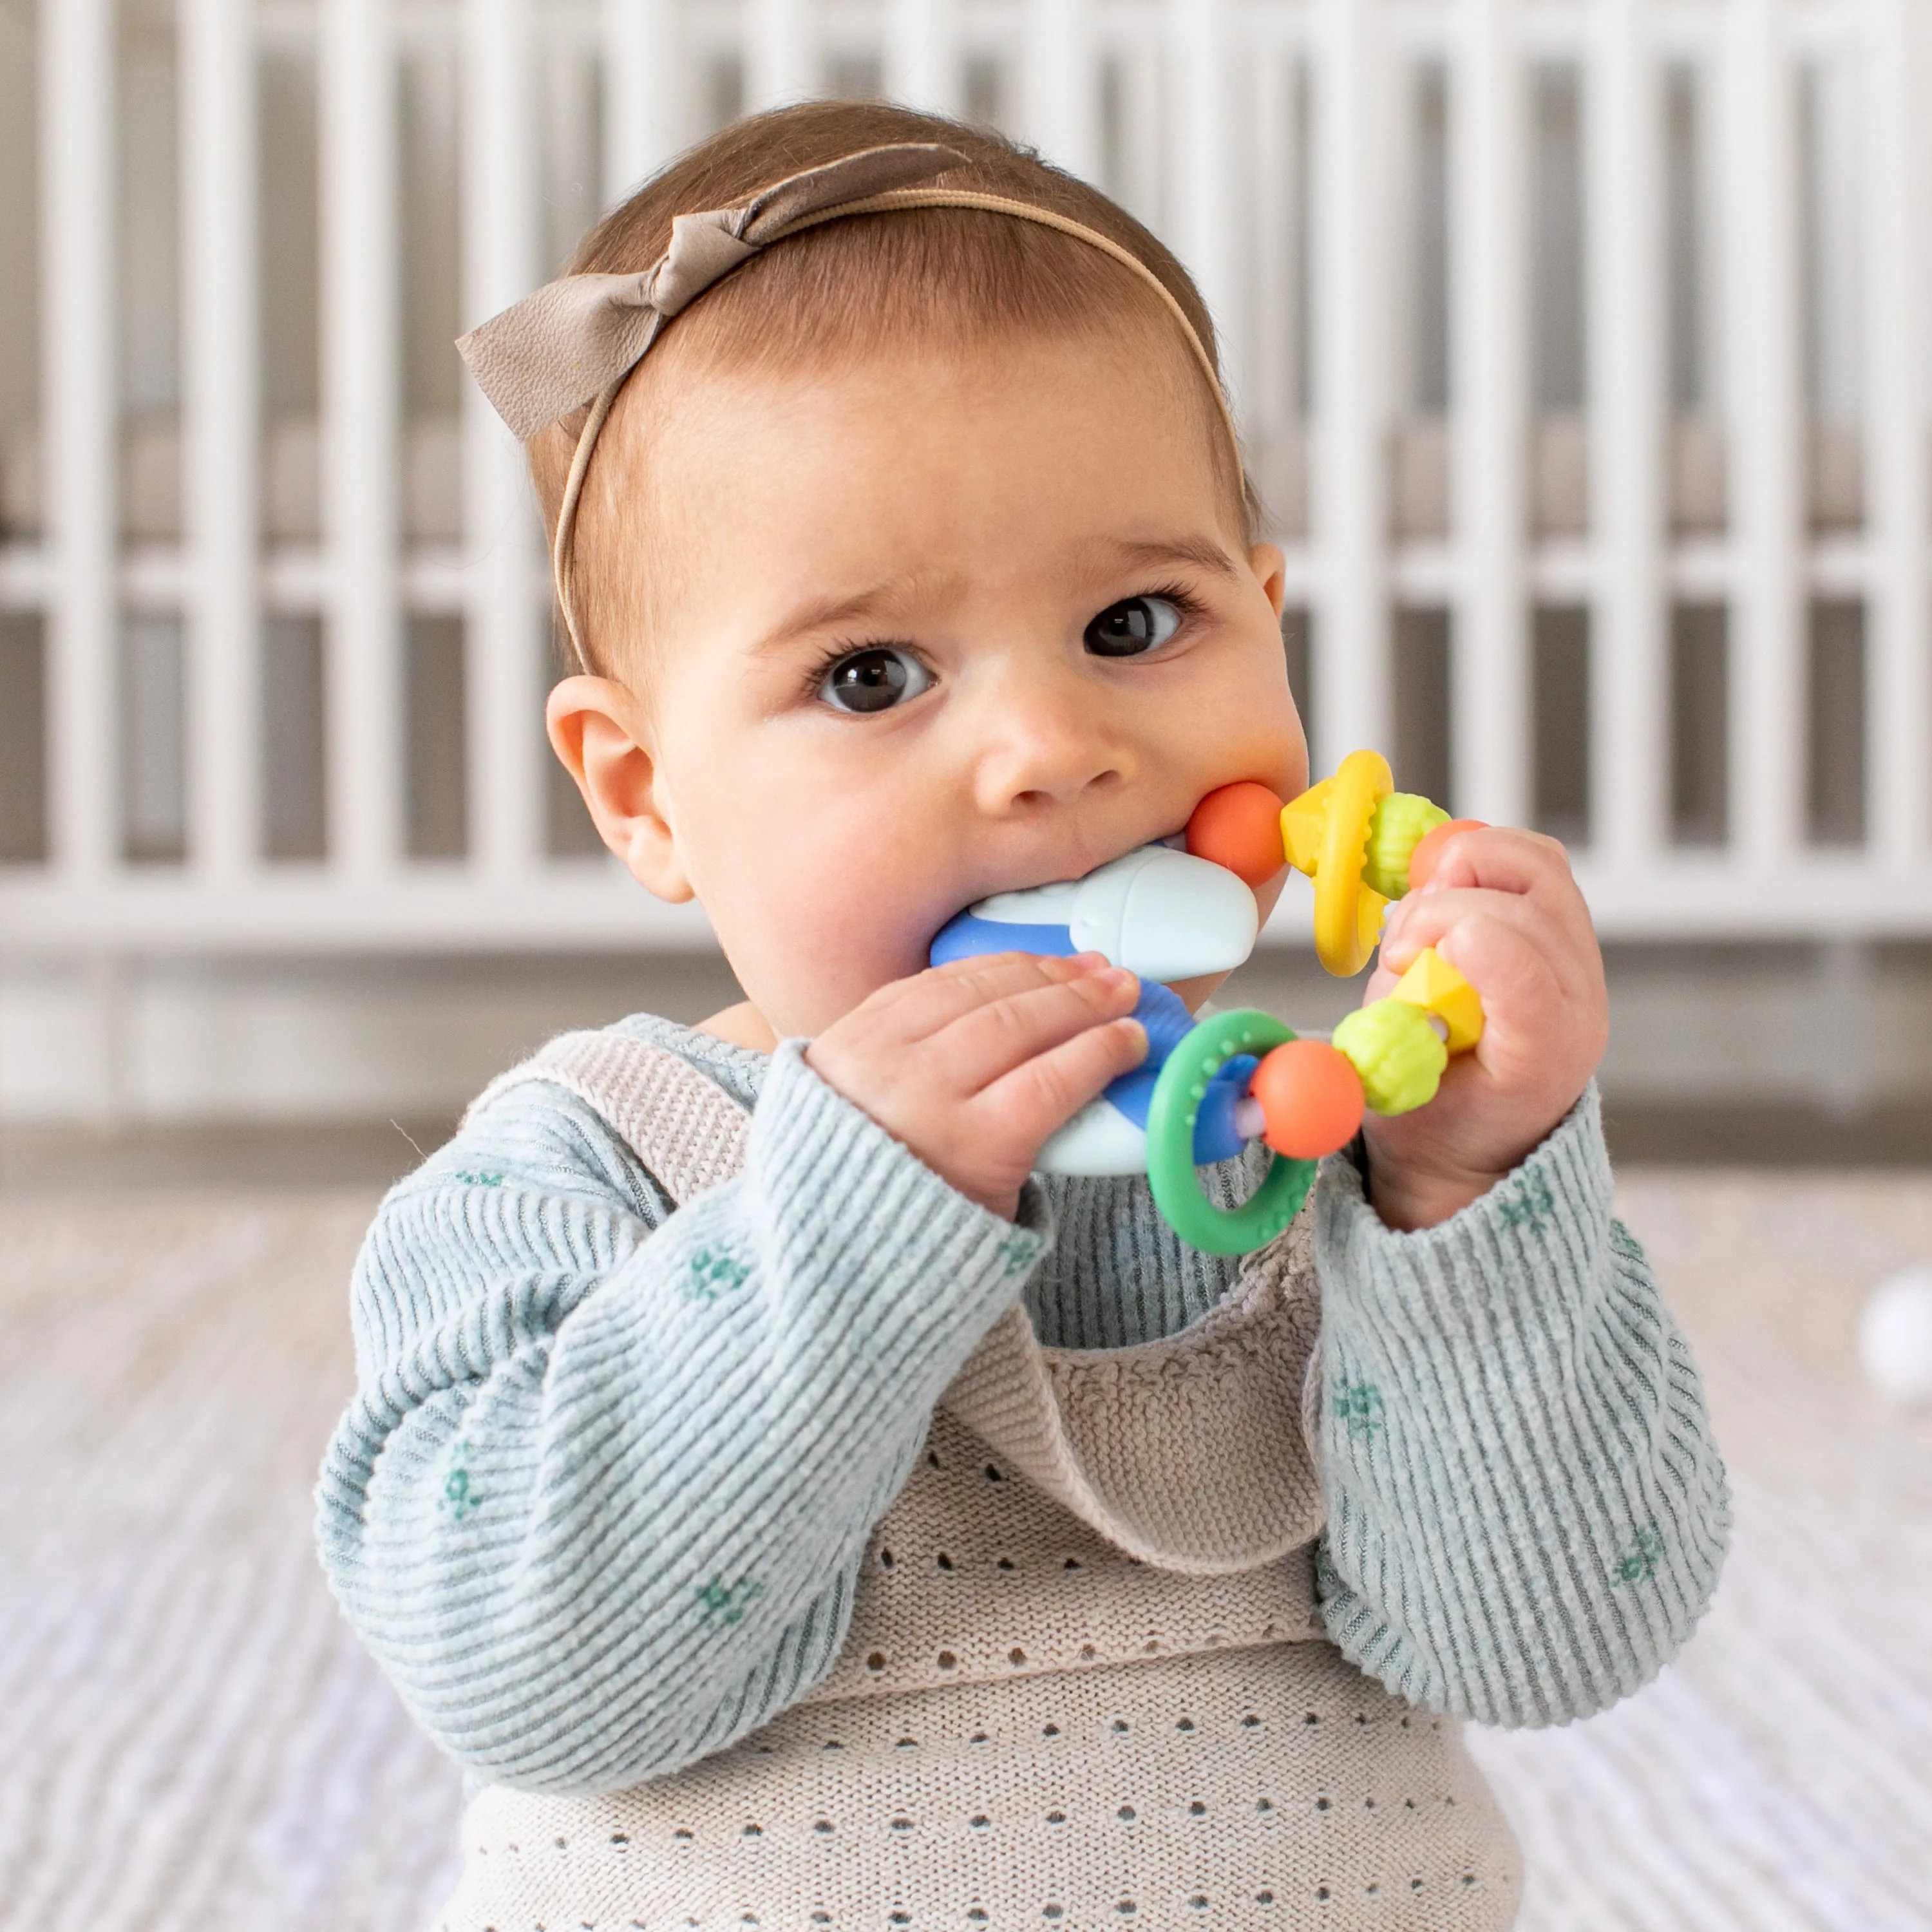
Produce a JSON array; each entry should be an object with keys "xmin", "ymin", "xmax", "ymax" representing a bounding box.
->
[{"xmin": 314, "ymin": 1014, "xmax": 1729, "ymax": 1798}]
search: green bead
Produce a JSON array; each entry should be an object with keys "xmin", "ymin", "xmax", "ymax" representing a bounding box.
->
[
  {"xmin": 1332, "ymin": 998, "xmax": 1450, "ymax": 1115},
  {"xmin": 1363, "ymin": 793, "xmax": 1450, "ymax": 900}
]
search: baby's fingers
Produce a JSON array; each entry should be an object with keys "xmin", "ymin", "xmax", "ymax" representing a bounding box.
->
[
  {"xmin": 975, "ymin": 1015, "xmax": 1150, "ymax": 1146},
  {"xmin": 1400, "ymin": 828, "xmax": 1596, "ymax": 955},
  {"xmin": 934, "ymin": 965, "xmax": 1142, "ymax": 1094},
  {"xmin": 1380, "ymin": 879, "xmax": 1598, "ymax": 1002},
  {"xmin": 1378, "ymin": 886, "xmax": 1541, "ymax": 978},
  {"xmin": 886, "ymin": 951, "xmax": 1113, "ymax": 1043},
  {"xmin": 1411, "ymin": 824, "xmax": 1573, "ymax": 898},
  {"xmin": 1439, "ymin": 913, "xmax": 1563, "ymax": 1032},
  {"xmin": 1433, "ymin": 913, "xmax": 1605, "ymax": 1095}
]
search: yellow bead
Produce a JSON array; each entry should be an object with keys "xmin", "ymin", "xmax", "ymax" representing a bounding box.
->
[
  {"xmin": 1279, "ymin": 777, "xmax": 1332, "ymax": 878},
  {"xmin": 1388, "ymin": 947, "xmax": 1486, "ymax": 1056}
]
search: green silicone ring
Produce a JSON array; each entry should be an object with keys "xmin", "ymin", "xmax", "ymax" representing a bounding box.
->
[{"xmin": 1145, "ymin": 1009, "xmax": 1318, "ymax": 1256}]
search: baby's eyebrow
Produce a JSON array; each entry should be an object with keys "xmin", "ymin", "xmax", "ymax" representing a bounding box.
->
[
  {"xmin": 1087, "ymin": 535, "xmax": 1241, "ymax": 578},
  {"xmin": 747, "ymin": 576, "xmax": 947, "ymax": 655}
]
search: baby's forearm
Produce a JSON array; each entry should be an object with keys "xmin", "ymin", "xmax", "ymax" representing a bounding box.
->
[
  {"xmin": 315, "ymin": 1047, "xmax": 1045, "ymax": 1794},
  {"xmin": 1311, "ymin": 1083, "xmax": 1731, "ymax": 1727}
]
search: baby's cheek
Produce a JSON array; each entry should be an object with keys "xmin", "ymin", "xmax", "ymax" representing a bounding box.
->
[{"xmin": 726, "ymin": 861, "xmax": 931, "ymax": 1033}]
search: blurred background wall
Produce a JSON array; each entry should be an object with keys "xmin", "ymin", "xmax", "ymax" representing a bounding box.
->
[{"xmin": 0, "ymin": 0, "xmax": 1928, "ymax": 1157}]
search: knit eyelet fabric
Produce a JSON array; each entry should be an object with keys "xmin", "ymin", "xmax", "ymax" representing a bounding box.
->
[{"xmin": 442, "ymin": 1647, "xmax": 1517, "ymax": 1931}]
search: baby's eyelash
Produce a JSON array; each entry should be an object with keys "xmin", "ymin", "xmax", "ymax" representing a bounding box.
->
[
  {"xmin": 1136, "ymin": 583, "xmax": 1209, "ymax": 625},
  {"xmin": 798, "ymin": 639, "xmax": 927, "ymax": 705}
]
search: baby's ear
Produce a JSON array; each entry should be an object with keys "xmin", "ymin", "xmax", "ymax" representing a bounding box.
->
[
  {"xmin": 1248, "ymin": 542, "xmax": 1288, "ymax": 620},
  {"xmin": 545, "ymin": 676, "xmax": 695, "ymax": 903}
]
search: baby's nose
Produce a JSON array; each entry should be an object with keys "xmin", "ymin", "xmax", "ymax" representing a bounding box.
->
[{"xmin": 971, "ymin": 680, "xmax": 1133, "ymax": 813}]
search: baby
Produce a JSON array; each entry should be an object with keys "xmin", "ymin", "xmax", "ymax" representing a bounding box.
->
[{"xmin": 317, "ymin": 102, "xmax": 1729, "ymax": 1931}]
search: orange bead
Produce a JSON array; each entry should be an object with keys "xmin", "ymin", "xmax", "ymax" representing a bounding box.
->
[
  {"xmin": 1250, "ymin": 1039, "xmax": 1365, "ymax": 1160},
  {"xmin": 1405, "ymin": 817, "xmax": 1488, "ymax": 891},
  {"xmin": 1186, "ymin": 781, "xmax": 1288, "ymax": 886}
]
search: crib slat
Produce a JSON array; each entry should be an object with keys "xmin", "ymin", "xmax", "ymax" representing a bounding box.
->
[
  {"xmin": 1591, "ymin": 0, "xmax": 1667, "ymax": 869},
  {"xmin": 1167, "ymin": 0, "xmax": 1239, "ymax": 399},
  {"xmin": 321, "ymin": 0, "xmax": 402, "ymax": 878},
  {"xmin": 43, "ymin": 0, "xmax": 117, "ymax": 884},
  {"xmin": 885, "ymin": 0, "xmax": 960, "ymax": 118},
  {"xmin": 745, "ymin": 0, "xmax": 815, "ymax": 115},
  {"xmin": 1865, "ymin": 0, "xmax": 1930, "ymax": 866},
  {"xmin": 181, "ymin": 0, "xmax": 259, "ymax": 880},
  {"xmin": 605, "ymin": 0, "xmax": 679, "ymax": 201},
  {"xmin": 1027, "ymin": 0, "xmax": 1099, "ymax": 184},
  {"xmin": 1723, "ymin": 0, "xmax": 1803, "ymax": 871},
  {"xmin": 1310, "ymin": 0, "xmax": 1390, "ymax": 774},
  {"xmin": 465, "ymin": 0, "xmax": 543, "ymax": 881},
  {"xmin": 1453, "ymin": 0, "xmax": 1531, "ymax": 828}
]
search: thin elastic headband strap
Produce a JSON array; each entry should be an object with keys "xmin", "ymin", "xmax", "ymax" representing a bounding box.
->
[{"xmin": 464, "ymin": 164, "xmax": 1244, "ymax": 674}]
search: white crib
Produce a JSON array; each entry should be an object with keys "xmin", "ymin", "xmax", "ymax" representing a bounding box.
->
[{"xmin": 0, "ymin": 3, "xmax": 1925, "ymax": 986}]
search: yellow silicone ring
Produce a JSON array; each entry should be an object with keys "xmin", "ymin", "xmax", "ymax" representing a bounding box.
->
[{"xmin": 1312, "ymin": 750, "xmax": 1393, "ymax": 976}]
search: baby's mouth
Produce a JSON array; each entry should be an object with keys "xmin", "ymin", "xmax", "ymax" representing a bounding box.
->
[
  {"xmin": 967, "ymin": 822, "xmax": 1193, "ymax": 906},
  {"xmin": 929, "ymin": 840, "xmax": 1261, "ymax": 986}
]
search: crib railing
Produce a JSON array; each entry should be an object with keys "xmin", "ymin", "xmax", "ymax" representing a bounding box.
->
[{"xmin": 0, "ymin": 0, "xmax": 1926, "ymax": 956}]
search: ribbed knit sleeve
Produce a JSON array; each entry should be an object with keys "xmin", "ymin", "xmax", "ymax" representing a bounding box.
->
[
  {"xmin": 314, "ymin": 1039, "xmax": 1047, "ymax": 1795},
  {"xmin": 1310, "ymin": 1083, "xmax": 1730, "ymax": 1729}
]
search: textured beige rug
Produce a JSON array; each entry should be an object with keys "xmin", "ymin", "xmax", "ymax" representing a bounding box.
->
[{"xmin": 0, "ymin": 1173, "xmax": 1926, "ymax": 1932}]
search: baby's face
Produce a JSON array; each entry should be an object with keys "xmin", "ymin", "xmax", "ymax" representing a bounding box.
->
[{"xmin": 578, "ymin": 329, "xmax": 1306, "ymax": 1040}]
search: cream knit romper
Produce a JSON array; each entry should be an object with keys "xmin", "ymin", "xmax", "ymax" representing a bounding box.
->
[{"xmin": 431, "ymin": 1033, "xmax": 1523, "ymax": 1931}]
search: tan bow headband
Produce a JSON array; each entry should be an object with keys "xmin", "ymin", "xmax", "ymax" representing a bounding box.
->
[{"xmin": 457, "ymin": 142, "xmax": 1244, "ymax": 673}]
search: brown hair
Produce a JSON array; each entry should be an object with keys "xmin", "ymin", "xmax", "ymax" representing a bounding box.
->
[{"xmin": 529, "ymin": 100, "xmax": 1253, "ymax": 680}]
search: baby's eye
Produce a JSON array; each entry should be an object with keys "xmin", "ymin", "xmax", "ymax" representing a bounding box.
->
[
  {"xmin": 1084, "ymin": 596, "xmax": 1184, "ymax": 658},
  {"xmin": 818, "ymin": 646, "xmax": 934, "ymax": 715}
]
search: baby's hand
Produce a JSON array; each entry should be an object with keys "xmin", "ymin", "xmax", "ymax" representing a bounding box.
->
[
  {"xmin": 1358, "ymin": 828, "xmax": 1608, "ymax": 1231},
  {"xmin": 806, "ymin": 952, "xmax": 1148, "ymax": 1220}
]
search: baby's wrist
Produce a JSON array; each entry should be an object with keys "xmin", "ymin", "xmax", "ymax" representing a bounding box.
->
[
  {"xmin": 1360, "ymin": 1094, "xmax": 1585, "ymax": 1230},
  {"xmin": 1363, "ymin": 1154, "xmax": 1505, "ymax": 1233}
]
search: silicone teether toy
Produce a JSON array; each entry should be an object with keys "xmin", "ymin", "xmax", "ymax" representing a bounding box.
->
[
  {"xmin": 929, "ymin": 845, "xmax": 1262, "ymax": 1175},
  {"xmin": 927, "ymin": 753, "xmax": 1492, "ymax": 1253},
  {"xmin": 1186, "ymin": 749, "xmax": 1486, "ymax": 975}
]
